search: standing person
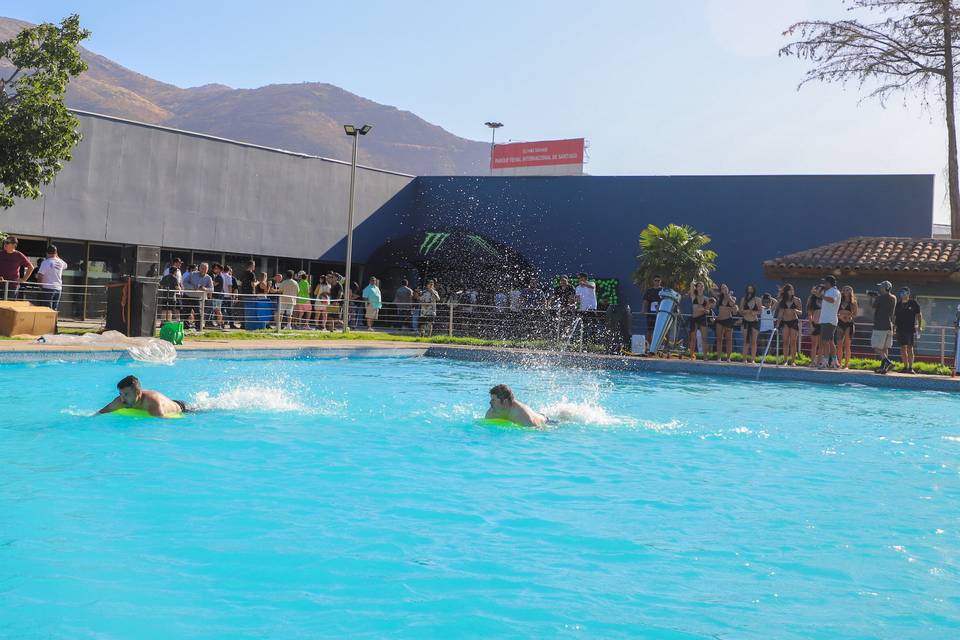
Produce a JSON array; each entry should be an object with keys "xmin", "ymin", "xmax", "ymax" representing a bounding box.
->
[
  {"xmin": 740, "ymin": 285, "xmax": 762, "ymax": 364},
  {"xmin": 394, "ymin": 279, "xmax": 414, "ymax": 330},
  {"xmin": 237, "ymin": 261, "xmax": 257, "ymax": 329},
  {"xmin": 36, "ymin": 244, "xmax": 67, "ymax": 310},
  {"xmin": 817, "ymin": 275, "xmax": 841, "ymax": 369},
  {"xmin": 362, "ymin": 276, "xmax": 382, "ymax": 330},
  {"xmin": 295, "ymin": 271, "xmax": 312, "ymax": 329},
  {"xmin": 805, "ymin": 285, "xmax": 822, "ymax": 367},
  {"xmin": 775, "ymin": 284, "xmax": 803, "ymax": 366},
  {"xmin": 349, "ymin": 282, "xmax": 363, "ymax": 329},
  {"xmin": 157, "ymin": 267, "xmax": 182, "ymax": 325},
  {"xmin": 642, "ymin": 276, "xmax": 663, "ymax": 344},
  {"xmin": 836, "ymin": 286, "xmax": 859, "ymax": 369},
  {"xmin": 419, "ymin": 280, "xmax": 440, "ymax": 336},
  {"xmin": 870, "ymin": 280, "xmax": 898, "ymax": 374},
  {"xmin": 688, "ymin": 281, "xmax": 711, "ymax": 359},
  {"xmin": 552, "ymin": 275, "xmax": 578, "ymax": 312},
  {"xmin": 162, "ymin": 257, "xmax": 183, "ymax": 283},
  {"xmin": 714, "ymin": 284, "xmax": 738, "ymax": 362},
  {"xmin": 182, "ymin": 262, "xmax": 214, "ymax": 331},
  {"xmin": 313, "ymin": 274, "xmax": 332, "ymax": 330},
  {"xmin": 894, "ymin": 287, "xmax": 923, "ymax": 374},
  {"xmin": 207, "ymin": 264, "xmax": 226, "ymax": 329},
  {"xmin": 0, "ymin": 237, "xmax": 34, "ymax": 300},
  {"xmin": 221, "ymin": 266, "xmax": 238, "ymax": 329},
  {"xmin": 327, "ymin": 274, "xmax": 343, "ymax": 331},
  {"xmin": 278, "ymin": 270, "xmax": 299, "ymax": 330},
  {"xmin": 575, "ymin": 272, "xmax": 598, "ymax": 311}
]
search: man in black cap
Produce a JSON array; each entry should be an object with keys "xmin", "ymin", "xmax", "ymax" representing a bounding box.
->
[
  {"xmin": 869, "ymin": 280, "xmax": 897, "ymax": 374},
  {"xmin": 894, "ymin": 287, "xmax": 923, "ymax": 374}
]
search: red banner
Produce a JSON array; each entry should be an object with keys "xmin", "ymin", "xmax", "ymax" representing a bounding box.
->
[{"xmin": 490, "ymin": 138, "xmax": 584, "ymax": 169}]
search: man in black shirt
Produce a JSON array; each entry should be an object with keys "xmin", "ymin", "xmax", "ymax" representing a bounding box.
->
[
  {"xmin": 894, "ymin": 287, "xmax": 923, "ymax": 374},
  {"xmin": 237, "ymin": 260, "xmax": 257, "ymax": 329},
  {"xmin": 641, "ymin": 276, "xmax": 663, "ymax": 343},
  {"xmin": 870, "ymin": 280, "xmax": 898, "ymax": 374}
]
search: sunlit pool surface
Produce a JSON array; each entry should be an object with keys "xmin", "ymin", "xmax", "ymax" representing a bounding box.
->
[{"xmin": 2, "ymin": 353, "xmax": 959, "ymax": 639}]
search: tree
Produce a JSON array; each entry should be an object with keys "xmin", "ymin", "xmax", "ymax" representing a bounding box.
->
[
  {"xmin": 780, "ymin": 0, "xmax": 960, "ymax": 239},
  {"xmin": 632, "ymin": 223, "xmax": 717, "ymax": 294},
  {"xmin": 0, "ymin": 15, "xmax": 89, "ymax": 210}
]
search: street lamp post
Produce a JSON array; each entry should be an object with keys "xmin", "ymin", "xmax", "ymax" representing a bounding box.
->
[
  {"xmin": 341, "ymin": 124, "xmax": 372, "ymax": 333},
  {"xmin": 484, "ymin": 121, "xmax": 503, "ymax": 175}
]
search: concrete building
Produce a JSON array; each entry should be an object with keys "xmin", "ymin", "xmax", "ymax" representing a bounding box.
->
[{"xmin": 3, "ymin": 111, "xmax": 936, "ymax": 317}]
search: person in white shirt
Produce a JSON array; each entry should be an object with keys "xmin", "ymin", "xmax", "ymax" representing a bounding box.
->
[
  {"xmin": 162, "ymin": 257, "xmax": 184, "ymax": 285},
  {"xmin": 36, "ymin": 244, "xmax": 67, "ymax": 310},
  {"xmin": 816, "ymin": 275, "xmax": 841, "ymax": 369},
  {"xmin": 575, "ymin": 272, "xmax": 597, "ymax": 311}
]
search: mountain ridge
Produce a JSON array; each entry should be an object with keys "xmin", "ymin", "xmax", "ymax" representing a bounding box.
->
[{"xmin": 0, "ymin": 16, "xmax": 488, "ymax": 175}]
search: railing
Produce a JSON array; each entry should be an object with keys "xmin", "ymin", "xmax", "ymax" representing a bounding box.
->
[
  {"xmin": 8, "ymin": 283, "xmax": 957, "ymax": 368},
  {"xmin": 2, "ymin": 281, "xmax": 109, "ymax": 326}
]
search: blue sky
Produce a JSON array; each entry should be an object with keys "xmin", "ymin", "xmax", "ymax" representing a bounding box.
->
[{"xmin": 6, "ymin": 0, "xmax": 949, "ymax": 223}]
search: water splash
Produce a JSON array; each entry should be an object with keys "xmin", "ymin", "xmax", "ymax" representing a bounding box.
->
[
  {"xmin": 190, "ymin": 386, "xmax": 312, "ymax": 413},
  {"xmin": 61, "ymin": 407, "xmax": 96, "ymax": 417},
  {"xmin": 538, "ymin": 397, "xmax": 636, "ymax": 426}
]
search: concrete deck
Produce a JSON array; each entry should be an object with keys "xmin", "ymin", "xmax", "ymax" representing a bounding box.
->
[{"xmin": 0, "ymin": 337, "xmax": 956, "ymax": 392}]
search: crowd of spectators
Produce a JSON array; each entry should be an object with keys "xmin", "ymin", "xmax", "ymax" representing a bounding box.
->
[{"xmin": 637, "ymin": 275, "xmax": 924, "ymax": 373}]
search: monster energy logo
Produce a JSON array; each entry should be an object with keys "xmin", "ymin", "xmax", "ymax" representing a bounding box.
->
[{"xmin": 419, "ymin": 232, "xmax": 450, "ymax": 256}]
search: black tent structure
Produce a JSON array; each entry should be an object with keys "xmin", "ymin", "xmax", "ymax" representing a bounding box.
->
[{"xmin": 364, "ymin": 230, "xmax": 535, "ymax": 297}]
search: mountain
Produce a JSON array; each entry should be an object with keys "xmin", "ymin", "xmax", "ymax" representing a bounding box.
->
[{"xmin": 0, "ymin": 16, "xmax": 489, "ymax": 175}]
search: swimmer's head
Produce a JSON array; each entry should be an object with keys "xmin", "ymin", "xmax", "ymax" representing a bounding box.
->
[
  {"xmin": 489, "ymin": 384, "xmax": 514, "ymax": 409},
  {"xmin": 117, "ymin": 375, "xmax": 142, "ymax": 407}
]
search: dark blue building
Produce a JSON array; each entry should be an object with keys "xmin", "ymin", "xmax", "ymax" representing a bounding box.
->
[{"xmin": 348, "ymin": 175, "xmax": 933, "ymax": 308}]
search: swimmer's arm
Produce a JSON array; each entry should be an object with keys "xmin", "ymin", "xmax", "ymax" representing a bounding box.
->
[{"xmin": 98, "ymin": 396, "xmax": 123, "ymax": 414}]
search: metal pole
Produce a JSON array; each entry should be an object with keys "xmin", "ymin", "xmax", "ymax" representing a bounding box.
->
[
  {"xmin": 448, "ymin": 302, "xmax": 454, "ymax": 337},
  {"xmin": 489, "ymin": 128, "xmax": 496, "ymax": 176},
  {"xmin": 940, "ymin": 327, "xmax": 946, "ymax": 366},
  {"xmin": 341, "ymin": 134, "xmax": 359, "ymax": 333}
]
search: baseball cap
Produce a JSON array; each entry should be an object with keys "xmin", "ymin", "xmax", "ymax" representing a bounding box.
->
[{"xmin": 877, "ymin": 280, "xmax": 893, "ymax": 290}]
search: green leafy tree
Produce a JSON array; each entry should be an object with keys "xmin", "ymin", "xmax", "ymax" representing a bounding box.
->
[
  {"xmin": 0, "ymin": 14, "xmax": 89, "ymax": 209},
  {"xmin": 632, "ymin": 223, "xmax": 717, "ymax": 293}
]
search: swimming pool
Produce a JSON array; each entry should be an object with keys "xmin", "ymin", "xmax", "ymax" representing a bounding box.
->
[{"xmin": 2, "ymin": 352, "xmax": 958, "ymax": 638}]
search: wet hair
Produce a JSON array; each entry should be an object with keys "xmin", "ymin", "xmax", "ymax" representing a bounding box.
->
[
  {"xmin": 117, "ymin": 375, "xmax": 140, "ymax": 391},
  {"xmin": 489, "ymin": 384, "xmax": 514, "ymax": 403}
]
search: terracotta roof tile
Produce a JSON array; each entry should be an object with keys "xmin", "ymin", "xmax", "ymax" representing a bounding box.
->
[{"xmin": 763, "ymin": 237, "xmax": 960, "ymax": 275}]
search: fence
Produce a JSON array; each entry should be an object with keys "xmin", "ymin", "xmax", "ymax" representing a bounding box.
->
[{"xmin": 7, "ymin": 283, "xmax": 959, "ymax": 368}]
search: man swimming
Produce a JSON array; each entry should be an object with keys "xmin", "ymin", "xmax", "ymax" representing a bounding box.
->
[
  {"xmin": 486, "ymin": 384, "xmax": 548, "ymax": 429},
  {"xmin": 98, "ymin": 375, "xmax": 188, "ymax": 418}
]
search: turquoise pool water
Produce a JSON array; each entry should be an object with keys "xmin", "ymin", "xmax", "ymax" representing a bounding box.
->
[{"xmin": 2, "ymin": 353, "xmax": 959, "ymax": 639}]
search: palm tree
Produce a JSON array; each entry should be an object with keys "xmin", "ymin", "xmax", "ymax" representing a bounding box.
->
[{"xmin": 632, "ymin": 223, "xmax": 717, "ymax": 293}]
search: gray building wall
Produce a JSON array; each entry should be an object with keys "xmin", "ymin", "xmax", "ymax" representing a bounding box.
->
[{"xmin": 3, "ymin": 112, "xmax": 414, "ymax": 259}]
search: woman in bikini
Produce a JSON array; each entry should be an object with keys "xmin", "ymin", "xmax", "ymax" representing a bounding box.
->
[
  {"xmin": 806, "ymin": 285, "xmax": 822, "ymax": 367},
  {"xmin": 714, "ymin": 283, "xmax": 738, "ymax": 362},
  {"xmin": 836, "ymin": 286, "xmax": 859, "ymax": 369},
  {"xmin": 775, "ymin": 284, "xmax": 803, "ymax": 366},
  {"xmin": 688, "ymin": 281, "xmax": 711, "ymax": 360},
  {"xmin": 740, "ymin": 284, "xmax": 761, "ymax": 364}
]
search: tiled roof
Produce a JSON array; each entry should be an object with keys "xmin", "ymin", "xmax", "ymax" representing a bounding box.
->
[{"xmin": 763, "ymin": 237, "xmax": 960, "ymax": 276}]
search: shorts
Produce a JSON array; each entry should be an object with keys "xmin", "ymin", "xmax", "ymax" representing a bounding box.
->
[
  {"xmin": 174, "ymin": 400, "xmax": 190, "ymax": 413},
  {"xmin": 717, "ymin": 317, "xmax": 735, "ymax": 328},
  {"xmin": 208, "ymin": 298, "xmax": 223, "ymax": 310},
  {"xmin": 896, "ymin": 329, "xmax": 915, "ymax": 347},
  {"xmin": 811, "ymin": 323, "xmax": 821, "ymax": 337},
  {"xmin": 742, "ymin": 320, "xmax": 760, "ymax": 336},
  {"xmin": 871, "ymin": 330, "xmax": 893, "ymax": 351},
  {"xmin": 820, "ymin": 323, "xmax": 836, "ymax": 342},
  {"xmin": 295, "ymin": 303, "xmax": 312, "ymax": 313},
  {"xmin": 366, "ymin": 305, "xmax": 380, "ymax": 320},
  {"xmin": 279, "ymin": 302, "xmax": 294, "ymax": 315}
]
